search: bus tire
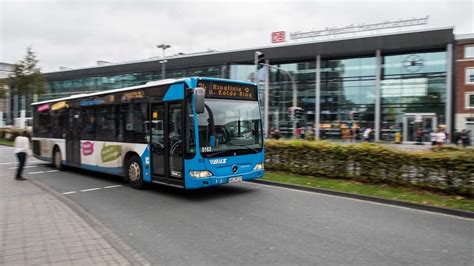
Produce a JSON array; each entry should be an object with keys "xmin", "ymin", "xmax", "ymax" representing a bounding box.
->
[
  {"xmin": 126, "ymin": 156, "xmax": 145, "ymax": 189},
  {"xmin": 53, "ymin": 147, "xmax": 64, "ymax": 170}
]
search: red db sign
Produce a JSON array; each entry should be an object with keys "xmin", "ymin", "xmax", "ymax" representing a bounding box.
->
[{"xmin": 271, "ymin": 31, "xmax": 286, "ymax": 43}]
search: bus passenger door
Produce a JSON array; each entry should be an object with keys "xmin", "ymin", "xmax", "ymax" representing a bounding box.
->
[
  {"xmin": 66, "ymin": 108, "xmax": 81, "ymax": 167},
  {"xmin": 168, "ymin": 102, "xmax": 184, "ymax": 180},
  {"xmin": 150, "ymin": 102, "xmax": 184, "ymax": 186},
  {"xmin": 150, "ymin": 104, "xmax": 165, "ymax": 177}
]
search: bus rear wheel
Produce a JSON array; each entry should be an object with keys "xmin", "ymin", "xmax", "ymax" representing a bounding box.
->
[
  {"xmin": 127, "ymin": 156, "xmax": 145, "ymax": 189},
  {"xmin": 53, "ymin": 148, "xmax": 63, "ymax": 170}
]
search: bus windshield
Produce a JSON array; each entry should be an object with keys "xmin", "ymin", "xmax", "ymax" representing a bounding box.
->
[{"xmin": 197, "ymin": 99, "xmax": 263, "ymax": 157}]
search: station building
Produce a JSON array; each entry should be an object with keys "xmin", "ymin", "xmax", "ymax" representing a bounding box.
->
[
  {"xmin": 454, "ymin": 34, "xmax": 474, "ymax": 141},
  {"xmin": 4, "ymin": 27, "xmax": 466, "ymax": 142}
]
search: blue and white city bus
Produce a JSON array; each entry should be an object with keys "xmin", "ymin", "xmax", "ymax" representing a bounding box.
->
[{"xmin": 31, "ymin": 77, "xmax": 264, "ymax": 189}]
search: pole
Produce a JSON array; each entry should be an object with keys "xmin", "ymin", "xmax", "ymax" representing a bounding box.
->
[
  {"xmin": 315, "ymin": 55, "xmax": 321, "ymax": 140},
  {"xmin": 375, "ymin": 49, "xmax": 381, "ymax": 141},
  {"xmin": 264, "ymin": 59, "xmax": 270, "ymax": 138},
  {"xmin": 446, "ymin": 43, "xmax": 453, "ymax": 141},
  {"xmin": 157, "ymin": 44, "xmax": 171, "ymax": 79},
  {"xmin": 161, "ymin": 48, "xmax": 166, "ymax": 78},
  {"xmin": 290, "ymin": 72, "xmax": 297, "ymax": 139}
]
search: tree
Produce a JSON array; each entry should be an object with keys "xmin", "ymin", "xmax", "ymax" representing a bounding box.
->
[{"xmin": 8, "ymin": 47, "xmax": 46, "ymax": 97}]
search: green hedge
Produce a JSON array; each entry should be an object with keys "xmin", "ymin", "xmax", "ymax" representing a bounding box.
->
[
  {"xmin": 0, "ymin": 128, "xmax": 32, "ymax": 141},
  {"xmin": 265, "ymin": 140, "xmax": 474, "ymax": 196}
]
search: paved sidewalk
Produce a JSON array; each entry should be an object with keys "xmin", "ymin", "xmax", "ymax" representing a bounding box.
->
[{"xmin": 0, "ymin": 166, "xmax": 146, "ymax": 265}]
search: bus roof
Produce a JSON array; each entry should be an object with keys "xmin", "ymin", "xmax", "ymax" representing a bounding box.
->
[{"xmin": 31, "ymin": 77, "xmax": 256, "ymax": 106}]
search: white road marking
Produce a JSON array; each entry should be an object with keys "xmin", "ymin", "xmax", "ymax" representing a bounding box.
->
[
  {"xmin": 8, "ymin": 165, "xmax": 38, "ymax": 170},
  {"xmin": 62, "ymin": 184, "xmax": 124, "ymax": 195},
  {"xmin": 80, "ymin": 187, "xmax": 102, "ymax": 192},
  {"xmin": 28, "ymin": 171, "xmax": 45, "ymax": 175},
  {"xmin": 0, "ymin": 161, "xmax": 43, "ymax": 165},
  {"xmin": 249, "ymin": 182, "xmax": 474, "ymax": 221},
  {"xmin": 104, "ymin": 185, "xmax": 123, "ymax": 189},
  {"xmin": 46, "ymin": 170, "xmax": 59, "ymax": 173}
]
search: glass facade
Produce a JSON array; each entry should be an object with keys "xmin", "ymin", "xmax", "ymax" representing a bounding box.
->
[
  {"xmin": 267, "ymin": 62, "xmax": 316, "ymax": 137},
  {"xmin": 35, "ymin": 48, "xmax": 449, "ymax": 142},
  {"xmin": 320, "ymin": 57, "xmax": 376, "ymax": 140},
  {"xmin": 381, "ymin": 51, "xmax": 447, "ymax": 142},
  {"xmin": 42, "ymin": 65, "xmax": 225, "ymax": 101}
]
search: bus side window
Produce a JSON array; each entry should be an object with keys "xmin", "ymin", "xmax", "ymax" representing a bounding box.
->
[
  {"xmin": 37, "ymin": 111, "xmax": 51, "ymax": 138},
  {"xmin": 81, "ymin": 108, "xmax": 96, "ymax": 140},
  {"xmin": 51, "ymin": 109, "xmax": 66, "ymax": 139},
  {"xmin": 116, "ymin": 105, "xmax": 124, "ymax": 142},
  {"xmin": 96, "ymin": 105, "xmax": 116, "ymax": 141},
  {"xmin": 119, "ymin": 103, "xmax": 148, "ymax": 143}
]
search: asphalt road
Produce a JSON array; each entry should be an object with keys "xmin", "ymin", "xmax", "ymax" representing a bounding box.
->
[{"xmin": 1, "ymin": 146, "xmax": 473, "ymax": 265}]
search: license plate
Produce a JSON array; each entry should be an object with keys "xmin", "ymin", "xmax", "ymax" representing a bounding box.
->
[{"xmin": 228, "ymin": 176, "xmax": 243, "ymax": 183}]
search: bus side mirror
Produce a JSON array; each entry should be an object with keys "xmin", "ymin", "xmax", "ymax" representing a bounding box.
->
[{"xmin": 195, "ymin": 88, "xmax": 205, "ymax": 114}]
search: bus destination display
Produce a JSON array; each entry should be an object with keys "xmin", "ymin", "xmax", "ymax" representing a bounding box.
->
[{"xmin": 197, "ymin": 81, "xmax": 257, "ymax": 101}]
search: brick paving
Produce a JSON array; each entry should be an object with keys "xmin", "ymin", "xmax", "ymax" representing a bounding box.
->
[{"xmin": 0, "ymin": 169, "xmax": 146, "ymax": 265}]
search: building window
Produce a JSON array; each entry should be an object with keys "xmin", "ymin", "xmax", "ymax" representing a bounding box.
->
[
  {"xmin": 465, "ymin": 45, "xmax": 474, "ymax": 58},
  {"xmin": 466, "ymin": 68, "xmax": 474, "ymax": 84},
  {"xmin": 466, "ymin": 92, "xmax": 474, "ymax": 109}
]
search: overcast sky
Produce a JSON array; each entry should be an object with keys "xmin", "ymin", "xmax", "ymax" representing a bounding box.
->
[{"xmin": 0, "ymin": 0, "xmax": 472, "ymax": 72}]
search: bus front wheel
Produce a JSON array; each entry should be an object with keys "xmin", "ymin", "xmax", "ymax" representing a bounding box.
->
[{"xmin": 126, "ymin": 156, "xmax": 145, "ymax": 189}]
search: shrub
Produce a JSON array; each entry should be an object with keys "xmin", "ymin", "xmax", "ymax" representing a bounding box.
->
[
  {"xmin": 265, "ymin": 140, "xmax": 474, "ymax": 196},
  {"xmin": 0, "ymin": 128, "xmax": 25, "ymax": 141}
]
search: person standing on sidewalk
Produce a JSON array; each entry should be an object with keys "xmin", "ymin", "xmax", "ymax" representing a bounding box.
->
[
  {"xmin": 14, "ymin": 131, "xmax": 30, "ymax": 180},
  {"xmin": 430, "ymin": 130, "xmax": 437, "ymax": 146},
  {"xmin": 435, "ymin": 129, "xmax": 446, "ymax": 147},
  {"xmin": 460, "ymin": 129, "xmax": 470, "ymax": 148}
]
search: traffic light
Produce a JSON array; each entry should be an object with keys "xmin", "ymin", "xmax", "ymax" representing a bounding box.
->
[
  {"xmin": 287, "ymin": 107, "xmax": 295, "ymax": 119},
  {"xmin": 255, "ymin": 51, "xmax": 265, "ymax": 69},
  {"xmin": 288, "ymin": 107, "xmax": 303, "ymax": 120},
  {"xmin": 353, "ymin": 112, "xmax": 359, "ymax": 120},
  {"xmin": 349, "ymin": 111, "xmax": 359, "ymax": 120},
  {"xmin": 294, "ymin": 107, "xmax": 303, "ymax": 120}
]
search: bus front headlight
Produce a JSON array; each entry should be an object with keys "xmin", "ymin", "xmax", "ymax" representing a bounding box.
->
[
  {"xmin": 253, "ymin": 163, "xmax": 264, "ymax": 171},
  {"xmin": 189, "ymin": 170, "xmax": 213, "ymax": 178}
]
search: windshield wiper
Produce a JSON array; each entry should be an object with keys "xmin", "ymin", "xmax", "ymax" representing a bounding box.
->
[
  {"xmin": 232, "ymin": 144, "xmax": 260, "ymax": 153},
  {"xmin": 206, "ymin": 150, "xmax": 230, "ymax": 158},
  {"xmin": 205, "ymin": 145, "xmax": 260, "ymax": 158}
]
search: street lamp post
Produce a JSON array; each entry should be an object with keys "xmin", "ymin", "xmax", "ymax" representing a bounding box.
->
[{"xmin": 157, "ymin": 44, "xmax": 171, "ymax": 78}]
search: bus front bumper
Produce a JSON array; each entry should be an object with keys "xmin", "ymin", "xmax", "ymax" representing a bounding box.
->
[{"xmin": 185, "ymin": 169, "xmax": 264, "ymax": 189}]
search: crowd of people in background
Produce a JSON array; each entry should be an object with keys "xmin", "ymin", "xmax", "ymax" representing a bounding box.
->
[
  {"xmin": 427, "ymin": 129, "xmax": 447, "ymax": 146},
  {"xmin": 453, "ymin": 129, "xmax": 472, "ymax": 148},
  {"xmin": 269, "ymin": 126, "xmax": 472, "ymax": 148}
]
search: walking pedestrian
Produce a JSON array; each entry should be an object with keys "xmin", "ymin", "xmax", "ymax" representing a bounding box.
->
[
  {"xmin": 14, "ymin": 131, "xmax": 30, "ymax": 180},
  {"xmin": 453, "ymin": 130, "xmax": 461, "ymax": 146},
  {"xmin": 415, "ymin": 128, "xmax": 424, "ymax": 145},
  {"xmin": 269, "ymin": 128, "xmax": 275, "ymax": 139},
  {"xmin": 305, "ymin": 127, "xmax": 314, "ymax": 141},
  {"xmin": 460, "ymin": 129, "xmax": 470, "ymax": 148},
  {"xmin": 435, "ymin": 129, "xmax": 446, "ymax": 147},
  {"xmin": 273, "ymin": 129, "xmax": 281, "ymax": 140},
  {"xmin": 430, "ymin": 130, "xmax": 437, "ymax": 146},
  {"xmin": 363, "ymin": 128, "xmax": 372, "ymax": 142}
]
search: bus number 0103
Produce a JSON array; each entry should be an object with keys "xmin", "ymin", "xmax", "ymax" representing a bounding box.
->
[{"xmin": 201, "ymin": 147, "xmax": 212, "ymax": 153}]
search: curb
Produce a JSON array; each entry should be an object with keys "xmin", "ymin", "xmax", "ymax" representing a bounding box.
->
[
  {"xmin": 29, "ymin": 178, "xmax": 151, "ymax": 265},
  {"xmin": 251, "ymin": 179, "xmax": 474, "ymax": 219}
]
